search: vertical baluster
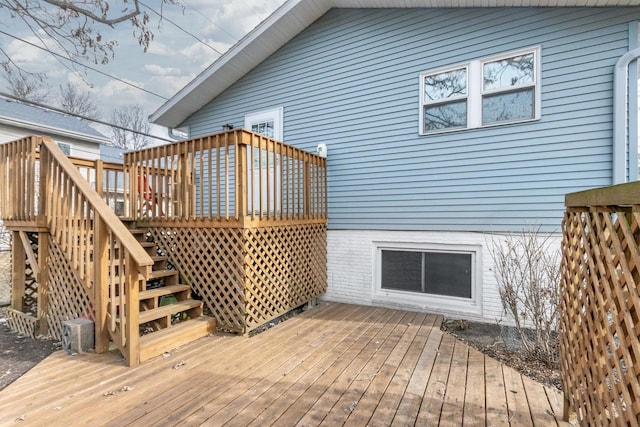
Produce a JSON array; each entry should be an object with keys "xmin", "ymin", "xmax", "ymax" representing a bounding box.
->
[{"xmin": 216, "ymin": 134, "xmax": 221, "ymax": 219}]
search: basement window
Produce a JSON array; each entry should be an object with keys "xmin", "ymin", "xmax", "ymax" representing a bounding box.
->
[{"xmin": 374, "ymin": 242, "xmax": 481, "ymax": 315}]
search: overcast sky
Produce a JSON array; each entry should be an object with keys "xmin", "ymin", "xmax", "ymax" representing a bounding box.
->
[{"xmin": 0, "ymin": 0, "xmax": 286, "ymax": 141}]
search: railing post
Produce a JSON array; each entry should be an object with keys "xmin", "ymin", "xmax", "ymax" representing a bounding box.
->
[
  {"xmin": 237, "ymin": 142, "xmax": 248, "ymax": 223},
  {"xmin": 37, "ymin": 232, "xmax": 49, "ymax": 335},
  {"xmin": 95, "ymin": 159, "xmax": 104, "ymax": 197},
  {"xmin": 38, "ymin": 145, "xmax": 49, "ymax": 226},
  {"xmin": 124, "ymin": 251, "xmax": 140, "ymax": 366},
  {"xmin": 93, "ymin": 217, "xmax": 110, "ymax": 353},
  {"xmin": 304, "ymin": 154, "xmax": 311, "ymax": 218}
]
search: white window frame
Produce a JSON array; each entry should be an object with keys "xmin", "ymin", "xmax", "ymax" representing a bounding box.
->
[
  {"xmin": 372, "ymin": 241, "xmax": 482, "ymax": 316},
  {"xmin": 420, "ymin": 64, "xmax": 470, "ymax": 133},
  {"xmin": 244, "ymin": 106, "xmax": 284, "ymax": 141},
  {"xmin": 419, "ymin": 46, "xmax": 541, "ymax": 135}
]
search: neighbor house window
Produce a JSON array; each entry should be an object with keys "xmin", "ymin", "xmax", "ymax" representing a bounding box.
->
[
  {"xmin": 57, "ymin": 142, "xmax": 71, "ymax": 156},
  {"xmin": 374, "ymin": 242, "xmax": 482, "ymax": 315},
  {"xmin": 419, "ymin": 47, "xmax": 540, "ymax": 135}
]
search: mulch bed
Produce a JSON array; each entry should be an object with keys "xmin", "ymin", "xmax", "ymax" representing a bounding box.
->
[{"xmin": 441, "ymin": 318, "xmax": 562, "ymax": 391}]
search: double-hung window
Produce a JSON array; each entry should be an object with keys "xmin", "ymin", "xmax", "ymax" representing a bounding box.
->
[
  {"xmin": 419, "ymin": 47, "xmax": 540, "ymax": 134},
  {"xmin": 422, "ymin": 66, "xmax": 468, "ymax": 132}
]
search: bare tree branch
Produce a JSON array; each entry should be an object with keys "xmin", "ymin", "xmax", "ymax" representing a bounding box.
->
[
  {"xmin": 110, "ymin": 104, "xmax": 151, "ymax": 150},
  {"xmin": 42, "ymin": 0, "xmax": 141, "ymax": 25}
]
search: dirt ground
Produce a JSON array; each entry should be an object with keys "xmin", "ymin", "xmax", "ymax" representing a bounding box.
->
[
  {"xmin": 441, "ymin": 318, "xmax": 562, "ymax": 390},
  {"xmin": 0, "ymin": 306, "xmax": 60, "ymax": 391}
]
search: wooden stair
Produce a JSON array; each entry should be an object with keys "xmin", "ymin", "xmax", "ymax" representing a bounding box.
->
[{"xmin": 120, "ymin": 224, "xmax": 216, "ymax": 364}]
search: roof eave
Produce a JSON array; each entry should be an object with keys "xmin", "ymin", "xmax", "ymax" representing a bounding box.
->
[
  {"xmin": 149, "ymin": 0, "xmax": 329, "ymax": 128},
  {"xmin": 0, "ymin": 117, "xmax": 110, "ymax": 145}
]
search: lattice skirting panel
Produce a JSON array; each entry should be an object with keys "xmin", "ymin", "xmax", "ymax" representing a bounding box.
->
[
  {"xmin": 22, "ymin": 232, "xmax": 39, "ymax": 315},
  {"xmin": 5, "ymin": 308, "xmax": 39, "ymax": 338},
  {"xmin": 45, "ymin": 236, "xmax": 94, "ymax": 341},
  {"xmin": 244, "ymin": 224, "xmax": 327, "ymax": 332},
  {"xmin": 149, "ymin": 223, "xmax": 327, "ymax": 333},
  {"xmin": 560, "ymin": 211, "xmax": 640, "ymax": 425}
]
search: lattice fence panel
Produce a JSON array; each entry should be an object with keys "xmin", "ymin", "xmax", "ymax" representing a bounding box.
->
[
  {"xmin": 5, "ymin": 308, "xmax": 38, "ymax": 337},
  {"xmin": 46, "ymin": 236, "xmax": 93, "ymax": 341},
  {"xmin": 560, "ymin": 210, "xmax": 640, "ymax": 425},
  {"xmin": 244, "ymin": 224, "xmax": 327, "ymax": 332},
  {"xmin": 149, "ymin": 227, "xmax": 246, "ymax": 332},
  {"xmin": 22, "ymin": 232, "xmax": 39, "ymax": 315}
]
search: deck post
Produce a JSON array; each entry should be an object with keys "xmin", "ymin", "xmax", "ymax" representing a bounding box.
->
[
  {"xmin": 11, "ymin": 230, "xmax": 25, "ymax": 311},
  {"xmin": 37, "ymin": 232, "xmax": 49, "ymax": 334},
  {"xmin": 237, "ymin": 143, "xmax": 248, "ymax": 223},
  {"xmin": 304, "ymin": 154, "xmax": 311, "ymax": 218},
  {"xmin": 124, "ymin": 251, "xmax": 140, "ymax": 366},
  {"xmin": 95, "ymin": 159, "xmax": 104, "ymax": 197},
  {"xmin": 93, "ymin": 217, "xmax": 110, "ymax": 353}
]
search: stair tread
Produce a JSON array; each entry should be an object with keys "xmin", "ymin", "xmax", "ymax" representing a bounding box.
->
[
  {"xmin": 139, "ymin": 284, "xmax": 190, "ymax": 300},
  {"xmin": 139, "ymin": 299, "xmax": 201, "ymax": 323},
  {"xmin": 139, "ymin": 316, "xmax": 216, "ymax": 362},
  {"xmin": 128, "ymin": 229, "xmax": 148, "ymax": 234},
  {"xmin": 148, "ymin": 269, "xmax": 179, "ymax": 279}
]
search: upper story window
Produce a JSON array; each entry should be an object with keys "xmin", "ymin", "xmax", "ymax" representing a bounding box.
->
[
  {"xmin": 419, "ymin": 47, "xmax": 540, "ymax": 135},
  {"xmin": 244, "ymin": 107, "xmax": 283, "ymax": 141}
]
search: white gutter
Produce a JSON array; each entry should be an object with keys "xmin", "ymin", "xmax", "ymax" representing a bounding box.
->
[{"xmin": 613, "ymin": 47, "xmax": 640, "ymax": 184}]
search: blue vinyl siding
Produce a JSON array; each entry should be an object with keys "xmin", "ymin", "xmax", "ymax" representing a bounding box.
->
[{"xmin": 182, "ymin": 7, "xmax": 640, "ymax": 232}]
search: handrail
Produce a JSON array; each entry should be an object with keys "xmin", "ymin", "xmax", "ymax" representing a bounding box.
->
[
  {"xmin": 40, "ymin": 137, "xmax": 152, "ymax": 364},
  {"xmin": 565, "ymin": 180, "xmax": 640, "ymax": 207},
  {"xmin": 40, "ymin": 137, "xmax": 153, "ymax": 270}
]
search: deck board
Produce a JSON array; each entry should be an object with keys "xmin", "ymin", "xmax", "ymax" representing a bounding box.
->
[{"xmin": 0, "ymin": 303, "xmax": 562, "ymax": 426}]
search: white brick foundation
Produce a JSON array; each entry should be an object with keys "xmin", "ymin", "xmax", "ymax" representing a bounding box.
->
[{"xmin": 323, "ymin": 229, "xmax": 560, "ymax": 323}]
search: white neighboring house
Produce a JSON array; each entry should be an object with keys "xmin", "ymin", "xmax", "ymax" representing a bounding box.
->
[
  {"xmin": 0, "ymin": 96, "xmax": 111, "ymax": 251},
  {"xmin": 0, "ymin": 96, "xmax": 109, "ymax": 159}
]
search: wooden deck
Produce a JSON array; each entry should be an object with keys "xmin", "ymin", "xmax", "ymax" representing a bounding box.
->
[{"xmin": 0, "ymin": 303, "xmax": 563, "ymax": 426}]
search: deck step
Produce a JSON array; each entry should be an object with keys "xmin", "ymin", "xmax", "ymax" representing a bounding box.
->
[
  {"xmin": 148, "ymin": 269, "xmax": 179, "ymax": 280},
  {"xmin": 139, "ymin": 316, "xmax": 216, "ymax": 363},
  {"xmin": 128, "ymin": 229, "xmax": 147, "ymax": 235},
  {"xmin": 139, "ymin": 284, "xmax": 190, "ymax": 301},
  {"xmin": 138, "ymin": 299, "xmax": 202, "ymax": 324}
]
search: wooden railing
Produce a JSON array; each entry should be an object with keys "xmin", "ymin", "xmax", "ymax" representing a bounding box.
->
[
  {"xmin": 0, "ymin": 137, "xmax": 40, "ymax": 224},
  {"xmin": 67, "ymin": 156, "xmax": 129, "ymax": 217},
  {"xmin": 0, "ymin": 136, "xmax": 153, "ymax": 365},
  {"xmin": 560, "ymin": 181, "xmax": 640, "ymax": 425},
  {"xmin": 125, "ymin": 129, "xmax": 327, "ymax": 226}
]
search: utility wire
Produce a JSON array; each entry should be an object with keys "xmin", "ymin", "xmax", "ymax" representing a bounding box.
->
[
  {"xmin": 0, "ymin": 30, "xmax": 169, "ymax": 101},
  {"xmin": 179, "ymin": 0, "xmax": 241, "ymax": 42},
  {"xmin": 0, "ymin": 92, "xmax": 176, "ymax": 143},
  {"xmin": 139, "ymin": 0, "xmax": 223, "ymax": 56}
]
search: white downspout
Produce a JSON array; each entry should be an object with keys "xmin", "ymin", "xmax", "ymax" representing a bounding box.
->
[{"xmin": 613, "ymin": 47, "xmax": 640, "ymax": 184}]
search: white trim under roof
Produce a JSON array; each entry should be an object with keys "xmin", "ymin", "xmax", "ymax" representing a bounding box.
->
[
  {"xmin": 149, "ymin": 0, "xmax": 640, "ymax": 128},
  {"xmin": 0, "ymin": 116, "xmax": 110, "ymax": 145}
]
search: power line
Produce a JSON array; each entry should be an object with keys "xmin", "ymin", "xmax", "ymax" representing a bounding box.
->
[
  {"xmin": 0, "ymin": 30, "xmax": 169, "ymax": 101},
  {"xmin": 0, "ymin": 92, "xmax": 175, "ymax": 143},
  {"xmin": 139, "ymin": 0, "xmax": 223, "ymax": 56},
  {"xmin": 179, "ymin": 0, "xmax": 241, "ymax": 42}
]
